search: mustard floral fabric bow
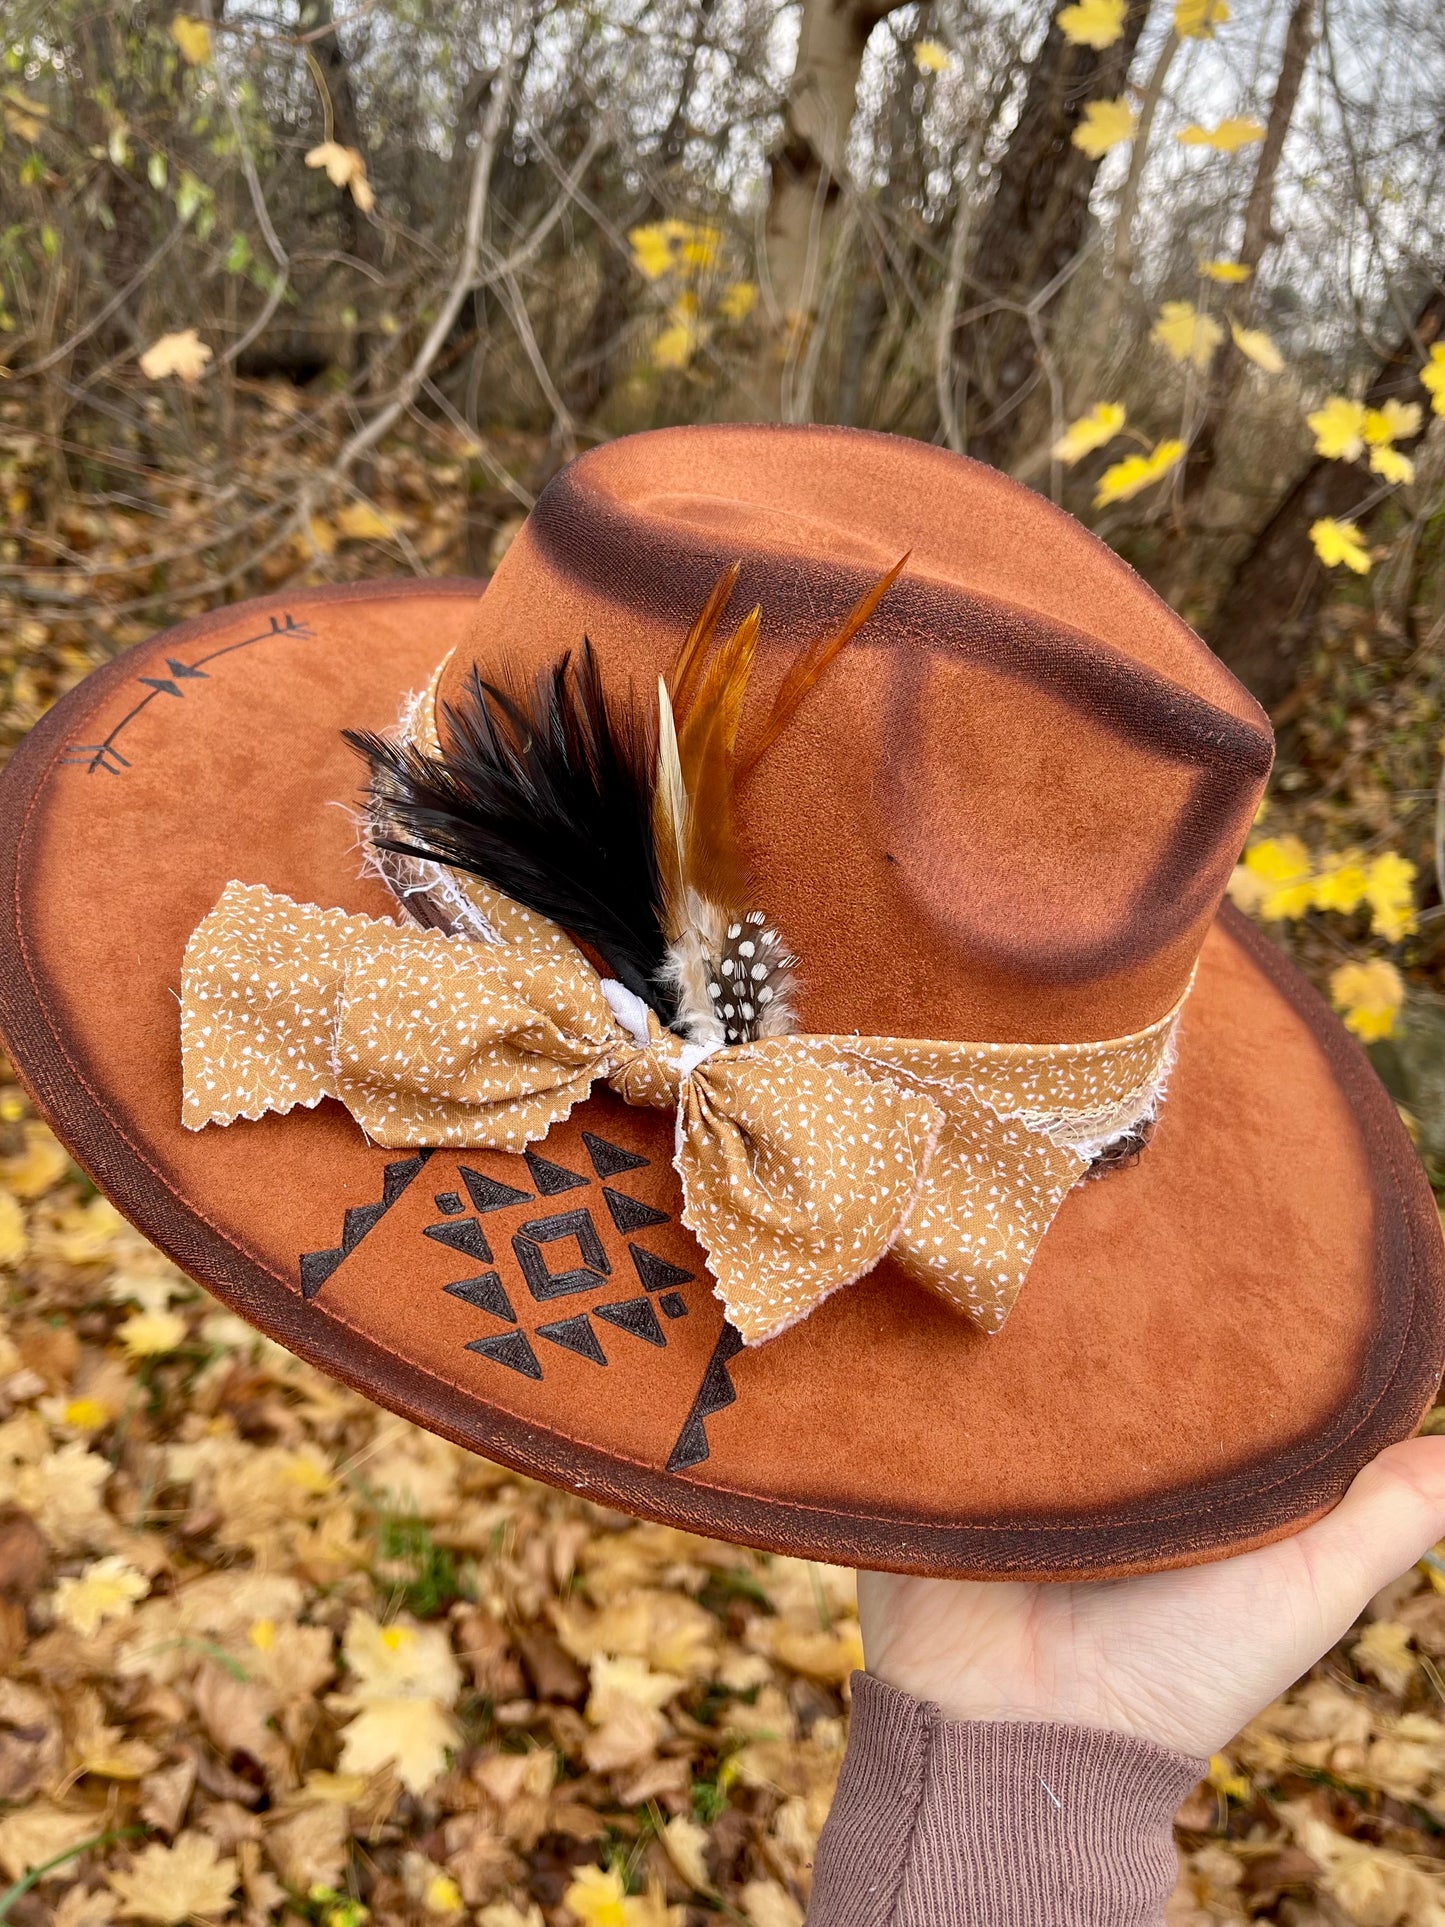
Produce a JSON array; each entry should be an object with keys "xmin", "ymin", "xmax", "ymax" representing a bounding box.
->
[{"xmin": 181, "ymin": 881, "xmax": 1185, "ymax": 1345}]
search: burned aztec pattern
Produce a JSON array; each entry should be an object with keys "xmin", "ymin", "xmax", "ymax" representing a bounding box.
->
[{"xmin": 297, "ymin": 1132, "xmax": 743, "ymax": 1474}]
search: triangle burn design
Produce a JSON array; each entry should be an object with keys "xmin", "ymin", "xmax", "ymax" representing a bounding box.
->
[
  {"xmin": 524, "ymin": 1149, "xmax": 589, "ymax": 1196},
  {"xmin": 444, "ymin": 1272, "xmax": 516, "ymax": 1321},
  {"xmin": 582, "ymin": 1132, "xmax": 649, "ymax": 1179},
  {"xmin": 466, "ymin": 1329, "xmax": 541, "ymax": 1378},
  {"xmin": 602, "ymin": 1187, "xmax": 669, "ymax": 1234},
  {"xmin": 424, "ymin": 1219, "xmax": 493, "ymax": 1261},
  {"xmin": 536, "ymin": 1314, "xmax": 608, "ymax": 1364},
  {"xmin": 460, "ymin": 1166, "xmax": 533, "ymax": 1214},
  {"xmin": 593, "ymin": 1296, "xmax": 666, "ymax": 1347},
  {"xmin": 666, "ymin": 1325, "xmax": 745, "ymax": 1472},
  {"xmin": 628, "ymin": 1245, "xmax": 695, "ymax": 1292}
]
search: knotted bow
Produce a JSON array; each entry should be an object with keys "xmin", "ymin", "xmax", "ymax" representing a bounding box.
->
[{"xmin": 182, "ymin": 881, "xmax": 1184, "ymax": 1344}]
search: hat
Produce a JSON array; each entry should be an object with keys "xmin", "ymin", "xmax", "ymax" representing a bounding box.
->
[{"xmin": 2, "ymin": 424, "xmax": 1440, "ymax": 1579}]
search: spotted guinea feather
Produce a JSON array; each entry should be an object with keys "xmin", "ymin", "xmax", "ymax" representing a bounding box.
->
[{"xmin": 344, "ymin": 643, "xmax": 675, "ymax": 1017}]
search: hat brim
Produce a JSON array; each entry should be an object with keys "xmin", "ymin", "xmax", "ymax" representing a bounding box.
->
[{"xmin": 2, "ymin": 581, "xmax": 1441, "ymax": 1579}]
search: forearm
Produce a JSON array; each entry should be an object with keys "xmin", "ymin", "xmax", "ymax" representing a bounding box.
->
[{"xmin": 806, "ymin": 1675, "xmax": 1205, "ymax": 1927}]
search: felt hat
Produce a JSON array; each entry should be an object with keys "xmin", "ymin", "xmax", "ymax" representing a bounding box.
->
[{"xmin": 2, "ymin": 423, "xmax": 1441, "ymax": 1580}]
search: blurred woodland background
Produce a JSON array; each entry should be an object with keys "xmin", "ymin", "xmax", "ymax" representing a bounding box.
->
[{"xmin": 8, "ymin": 1, "xmax": 1445, "ymax": 1923}]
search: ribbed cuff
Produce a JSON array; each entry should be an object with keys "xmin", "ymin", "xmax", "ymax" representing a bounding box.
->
[{"xmin": 806, "ymin": 1673, "xmax": 1206, "ymax": 1927}]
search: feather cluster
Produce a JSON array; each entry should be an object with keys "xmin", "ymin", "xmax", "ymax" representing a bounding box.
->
[{"xmin": 346, "ymin": 556, "xmax": 904, "ymax": 1047}]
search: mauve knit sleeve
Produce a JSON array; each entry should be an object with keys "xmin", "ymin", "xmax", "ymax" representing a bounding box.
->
[{"xmin": 805, "ymin": 1674, "xmax": 1206, "ymax": 1927}]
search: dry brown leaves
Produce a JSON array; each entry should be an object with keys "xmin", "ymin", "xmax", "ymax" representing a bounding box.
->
[
  {"xmin": 0, "ymin": 1066, "xmax": 853, "ymax": 1926},
  {"xmin": 4, "ymin": 1069, "xmax": 1445, "ymax": 1926}
]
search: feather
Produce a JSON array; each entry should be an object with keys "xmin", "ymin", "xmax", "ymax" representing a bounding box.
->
[
  {"xmin": 739, "ymin": 553, "xmax": 909, "ymax": 775},
  {"xmin": 347, "ymin": 555, "xmax": 904, "ymax": 1051},
  {"xmin": 668, "ymin": 560, "xmax": 741, "ymax": 725},
  {"xmin": 345, "ymin": 641, "xmax": 672, "ymax": 1013}
]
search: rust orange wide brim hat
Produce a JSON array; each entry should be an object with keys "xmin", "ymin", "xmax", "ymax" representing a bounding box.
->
[{"xmin": 2, "ymin": 424, "xmax": 1442, "ymax": 1580}]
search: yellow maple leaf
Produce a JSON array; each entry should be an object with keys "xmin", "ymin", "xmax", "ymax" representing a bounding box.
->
[
  {"xmin": 1354, "ymin": 1616, "xmax": 1418, "ymax": 1692},
  {"xmin": 108, "ymin": 1832, "xmax": 238, "ymax": 1923},
  {"xmin": 138, "ymin": 328, "xmax": 212, "ymax": 383},
  {"xmin": 653, "ymin": 303, "xmax": 709, "ymax": 370},
  {"xmin": 305, "ymin": 142, "xmax": 375, "ymax": 212},
  {"xmin": 169, "ymin": 14, "xmax": 211, "ymax": 64},
  {"xmin": 1365, "ymin": 851, "xmax": 1417, "ymax": 942},
  {"xmin": 337, "ymin": 1697, "xmax": 457, "ymax": 1793},
  {"xmin": 1053, "ymin": 401, "xmax": 1126, "ymax": 463},
  {"xmin": 0, "ymin": 1804, "xmax": 101, "ymax": 1885},
  {"xmin": 1331, "ymin": 959, "xmax": 1405, "ymax": 1043},
  {"xmin": 1309, "ymin": 515, "xmax": 1370, "ymax": 574},
  {"xmin": 628, "ymin": 223, "xmax": 677, "ymax": 281},
  {"xmin": 4, "ymin": 1121, "xmax": 69, "ymax": 1198},
  {"xmin": 718, "ymin": 280, "xmax": 757, "ymax": 322},
  {"xmin": 1057, "ymin": 0, "xmax": 1127, "ymax": 46},
  {"xmin": 0, "ymin": 1195, "xmax": 29, "ymax": 1270},
  {"xmin": 1306, "ymin": 395, "xmax": 1367, "ymax": 460},
  {"xmin": 561, "ymin": 1866, "xmax": 671, "ymax": 1927},
  {"xmin": 1229, "ymin": 318, "xmax": 1283, "ymax": 374},
  {"xmin": 1207, "ymin": 1752, "xmax": 1250, "ymax": 1801},
  {"xmin": 1312, "ymin": 852, "xmax": 1369, "ymax": 915},
  {"xmin": 1150, "ymin": 299, "xmax": 1223, "ymax": 369},
  {"xmin": 1370, "ymin": 444, "xmax": 1415, "ymax": 486},
  {"xmin": 1241, "ymin": 836, "xmax": 1314, "ymax": 920},
  {"xmin": 1199, "ymin": 258, "xmax": 1251, "ymax": 282},
  {"xmin": 1072, "ymin": 96, "xmax": 1138, "ymax": 157},
  {"xmin": 1093, "ymin": 437, "xmax": 1185, "ymax": 506},
  {"xmin": 913, "ymin": 38, "xmax": 954, "ymax": 73},
  {"xmin": 1422, "ymin": 343, "xmax": 1445, "ymax": 417},
  {"xmin": 117, "ymin": 1307, "xmax": 187, "ymax": 1358},
  {"xmin": 1177, "ymin": 116, "xmax": 1267, "ymax": 153},
  {"xmin": 424, "ymin": 1874, "xmax": 464, "ymax": 1916},
  {"xmin": 1363, "ymin": 397, "xmax": 1421, "ymax": 444},
  {"xmin": 334, "ymin": 500, "xmax": 400, "ymax": 542},
  {"xmin": 343, "ymin": 1612, "xmax": 461, "ymax": 1703},
  {"xmin": 53, "ymin": 1555, "xmax": 150, "ymax": 1637},
  {"xmin": 1175, "ymin": 0, "xmax": 1230, "ymax": 35}
]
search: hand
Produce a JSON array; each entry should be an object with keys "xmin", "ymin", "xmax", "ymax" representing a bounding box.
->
[{"xmin": 858, "ymin": 1438, "xmax": 1445, "ymax": 1758}]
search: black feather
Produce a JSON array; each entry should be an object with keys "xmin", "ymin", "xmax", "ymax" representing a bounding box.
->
[{"xmin": 344, "ymin": 643, "xmax": 674, "ymax": 1016}]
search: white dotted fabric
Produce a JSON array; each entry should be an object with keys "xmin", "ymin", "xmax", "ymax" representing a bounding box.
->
[{"xmin": 180, "ymin": 880, "xmax": 1186, "ymax": 1346}]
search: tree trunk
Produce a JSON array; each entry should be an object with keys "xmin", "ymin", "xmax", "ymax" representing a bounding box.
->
[
  {"xmin": 1209, "ymin": 283, "xmax": 1445, "ymax": 712},
  {"xmin": 962, "ymin": 0, "xmax": 1154, "ymax": 471},
  {"xmin": 299, "ymin": 0, "xmax": 380, "ymax": 269},
  {"xmin": 754, "ymin": 0, "xmax": 909, "ymax": 418},
  {"xmin": 1173, "ymin": 0, "xmax": 1317, "ymax": 518}
]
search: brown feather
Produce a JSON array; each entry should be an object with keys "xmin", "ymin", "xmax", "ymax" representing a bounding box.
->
[
  {"xmin": 675, "ymin": 604, "xmax": 760, "ymax": 913},
  {"xmin": 668, "ymin": 560, "xmax": 741, "ymax": 726},
  {"xmin": 738, "ymin": 553, "xmax": 908, "ymax": 776}
]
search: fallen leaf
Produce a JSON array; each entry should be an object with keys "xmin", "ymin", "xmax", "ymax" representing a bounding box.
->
[
  {"xmin": 138, "ymin": 330, "xmax": 212, "ymax": 384},
  {"xmin": 117, "ymin": 1309, "xmax": 187, "ymax": 1359},
  {"xmin": 54, "ymin": 1555, "xmax": 150, "ymax": 1637},
  {"xmin": 0, "ymin": 1802, "xmax": 101, "ymax": 1883},
  {"xmin": 4, "ymin": 1122, "xmax": 70, "ymax": 1198},
  {"xmin": 108, "ymin": 1831, "xmax": 238, "ymax": 1923}
]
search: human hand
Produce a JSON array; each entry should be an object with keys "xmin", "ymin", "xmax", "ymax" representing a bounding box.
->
[{"xmin": 858, "ymin": 1437, "xmax": 1445, "ymax": 1758}]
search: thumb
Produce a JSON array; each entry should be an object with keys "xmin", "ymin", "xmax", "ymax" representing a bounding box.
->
[{"xmin": 1286, "ymin": 1436, "xmax": 1445, "ymax": 1636}]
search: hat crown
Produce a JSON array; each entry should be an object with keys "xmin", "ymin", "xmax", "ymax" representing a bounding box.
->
[{"xmin": 442, "ymin": 425, "xmax": 1272, "ymax": 1043}]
